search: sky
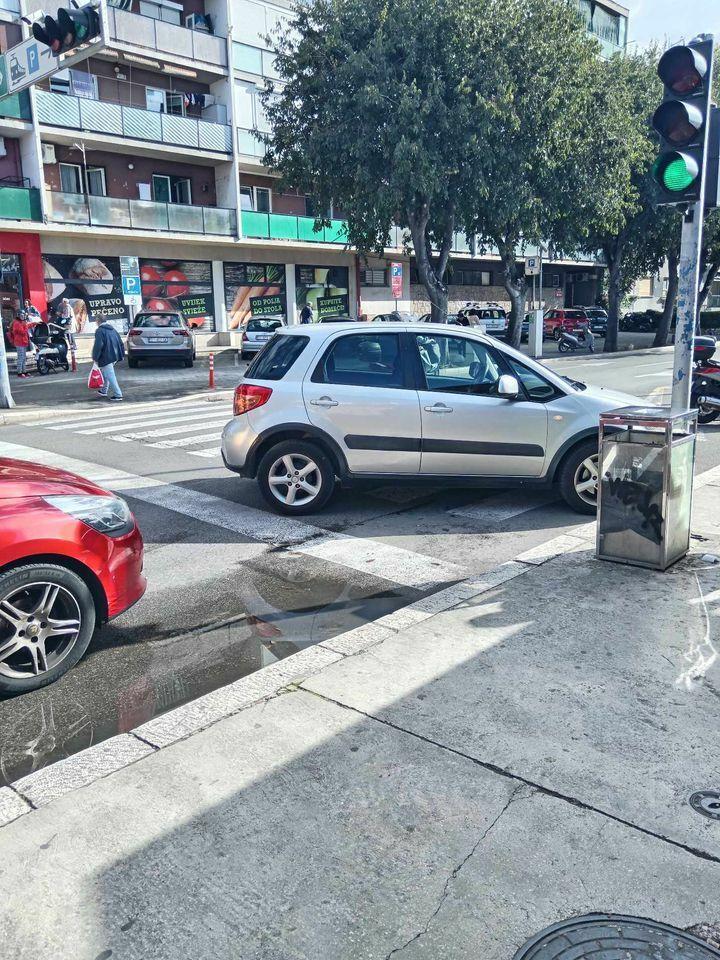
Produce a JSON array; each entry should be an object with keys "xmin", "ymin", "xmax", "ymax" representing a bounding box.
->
[{"xmin": 626, "ymin": 0, "xmax": 720, "ymax": 49}]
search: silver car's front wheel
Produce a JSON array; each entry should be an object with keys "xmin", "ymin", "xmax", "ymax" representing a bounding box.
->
[
  {"xmin": 573, "ymin": 454, "xmax": 599, "ymax": 506},
  {"xmin": 268, "ymin": 454, "xmax": 322, "ymax": 507}
]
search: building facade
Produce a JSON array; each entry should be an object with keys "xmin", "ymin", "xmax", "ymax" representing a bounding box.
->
[{"xmin": 0, "ymin": 0, "xmax": 627, "ymax": 342}]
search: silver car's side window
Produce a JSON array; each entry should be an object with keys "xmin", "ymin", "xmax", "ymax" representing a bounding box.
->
[
  {"xmin": 314, "ymin": 333, "xmax": 405, "ymax": 388},
  {"xmin": 414, "ymin": 335, "xmax": 501, "ymax": 395}
]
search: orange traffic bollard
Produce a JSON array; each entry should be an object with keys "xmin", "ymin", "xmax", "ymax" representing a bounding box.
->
[
  {"xmin": 208, "ymin": 352, "xmax": 215, "ymax": 389},
  {"xmin": 70, "ymin": 346, "xmax": 77, "ymax": 372}
]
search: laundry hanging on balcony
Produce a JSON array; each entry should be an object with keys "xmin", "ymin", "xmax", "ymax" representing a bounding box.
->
[{"xmin": 183, "ymin": 93, "xmax": 216, "ymax": 109}]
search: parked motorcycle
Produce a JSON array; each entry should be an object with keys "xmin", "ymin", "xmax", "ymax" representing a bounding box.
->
[
  {"xmin": 557, "ymin": 329, "xmax": 594, "ymax": 353},
  {"xmin": 32, "ymin": 323, "xmax": 70, "ymax": 375},
  {"xmin": 691, "ymin": 336, "xmax": 720, "ymax": 424}
]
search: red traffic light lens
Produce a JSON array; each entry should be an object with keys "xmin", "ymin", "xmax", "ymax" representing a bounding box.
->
[
  {"xmin": 652, "ymin": 100, "xmax": 703, "ymax": 144},
  {"xmin": 658, "ymin": 46, "xmax": 707, "ymax": 94}
]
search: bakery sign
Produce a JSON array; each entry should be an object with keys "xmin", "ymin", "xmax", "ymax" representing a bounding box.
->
[{"xmin": 42, "ymin": 254, "xmax": 130, "ymax": 334}]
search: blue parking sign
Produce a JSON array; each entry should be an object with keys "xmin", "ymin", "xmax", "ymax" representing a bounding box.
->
[
  {"xmin": 26, "ymin": 43, "xmax": 39, "ymax": 75},
  {"xmin": 122, "ymin": 275, "xmax": 141, "ymax": 296}
]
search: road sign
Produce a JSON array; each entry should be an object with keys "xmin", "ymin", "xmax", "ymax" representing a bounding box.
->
[
  {"xmin": 525, "ymin": 256, "xmax": 540, "ymax": 276},
  {"xmin": 120, "ymin": 257, "xmax": 142, "ymax": 306},
  {"xmin": 390, "ymin": 262, "xmax": 403, "ymax": 299},
  {"xmin": 0, "ymin": 37, "xmax": 59, "ymax": 96}
]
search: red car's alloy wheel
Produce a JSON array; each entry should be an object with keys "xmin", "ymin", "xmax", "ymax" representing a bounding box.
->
[{"xmin": 0, "ymin": 581, "xmax": 82, "ymax": 679}]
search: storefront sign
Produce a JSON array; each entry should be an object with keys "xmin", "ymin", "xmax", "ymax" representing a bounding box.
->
[
  {"xmin": 295, "ymin": 265, "xmax": 350, "ymax": 320},
  {"xmin": 390, "ymin": 262, "xmax": 403, "ymax": 300},
  {"xmin": 250, "ymin": 294, "xmax": 285, "ymax": 317},
  {"xmin": 140, "ymin": 259, "xmax": 215, "ymax": 331},
  {"xmin": 317, "ymin": 294, "xmax": 349, "ymax": 318},
  {"xmin": 224, "ymin": 262, "xmax": 286, "ymax": 329},
  {"xmin": 42, "ymin": 254, "xmax": 130, "ymax": 334}
]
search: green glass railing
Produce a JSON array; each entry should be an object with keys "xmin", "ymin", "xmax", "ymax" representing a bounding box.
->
[
  {"xmin": 0, "ymin": 91, "xmax": 32, "ymax": 121},
  {"xmin": 241, "ymin": 210, "xmax": 348, "ymax": 244},
  {"xmin": 0, "ymin": 186, "xmax": 42, "ymax": 221}
]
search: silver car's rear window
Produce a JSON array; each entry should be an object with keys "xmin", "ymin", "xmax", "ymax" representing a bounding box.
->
[
  {"xmin": 247, "ymin": 319, "xmax": 283, "ymax": 332},
  {"xmin": 135, "ymin": 315, "xmax": 183, "ymax": 328},
  {"xmin": 245, "ymin": 334, "xmax": 309, "ymax": 380}
]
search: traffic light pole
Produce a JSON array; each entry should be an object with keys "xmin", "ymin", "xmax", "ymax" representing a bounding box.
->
[{"xmin": 671, "ymin": 201, "xmax": 705, "ymax": 413}]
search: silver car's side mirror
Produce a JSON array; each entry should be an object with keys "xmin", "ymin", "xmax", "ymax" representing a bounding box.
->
[{"xmin": 498, "ymin": 374, "xmax": 520, "ymax": 399}]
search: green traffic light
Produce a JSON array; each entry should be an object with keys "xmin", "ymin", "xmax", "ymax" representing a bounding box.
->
[{"xmin": 662, "ymin": 156, "xmax": 696, "ymax": 191}]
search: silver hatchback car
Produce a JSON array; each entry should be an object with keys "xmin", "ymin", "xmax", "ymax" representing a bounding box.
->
[
  {"xmin": 127, "ymin": 311, "xmax": 195, "ymax": 368},
  {"xmin": 221, "ymin": 323, "xmax": 640, "ymax": 516}
]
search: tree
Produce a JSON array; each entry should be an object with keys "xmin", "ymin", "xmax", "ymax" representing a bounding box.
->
[
  {"xmin": 573, "ymin": 48, "xmax": 679, "ymax": 352},
  {"xmin": 262, "ymin": 0, "xmax": 609, "ymax": 329},
  {"xmin": 262, "ymin": 0, "xmax": 482, "ymax": 321},
  {"xmin": 460, "ymin": 0, "xmax": 604, "ymax": 346},
  {"xmin": 698, "ymin": 212, "xmax": 720, "ymax": 320}
]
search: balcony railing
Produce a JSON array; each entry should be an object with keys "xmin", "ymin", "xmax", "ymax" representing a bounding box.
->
[
  {"xmin": 107, "ymin": 6, "xmax": 227, "ymax": 70},
  {"xmin": 237, "ymin": 128, "xmax": 265, "ymax": 158},
  {"xmin": 35, "ymin": 90, "xmax": 233, "ymax": 154},
  {"xmin": 241, "ymin": 211, "xmax": 347, "ymax": 244},
  {"xmin": 0, "ymin": 91, "xmax": 32, "ymax": 122},
  {"xmin": 0, "ymin": 186, "xmax": 42, "ymax": 222},
  {"xmin": 47, "ymin": 191, "xmax": 237, "ymax": 236}
]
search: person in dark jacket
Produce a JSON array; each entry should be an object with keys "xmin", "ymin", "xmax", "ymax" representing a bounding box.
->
[{"xmin": 92, "ymin": 316, "xmax": 125, "ymax": 401}]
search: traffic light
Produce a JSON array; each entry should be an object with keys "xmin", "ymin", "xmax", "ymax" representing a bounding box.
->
[
  {"xmin": 32, "ymin": 4, "xmax": 100, "ymax": 55},
  {"xmin": 651, "ymin": 38, "xmax": 715, "ymax": 205}
]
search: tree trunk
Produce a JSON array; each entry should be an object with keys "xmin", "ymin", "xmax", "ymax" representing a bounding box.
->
[
  {"xmin": 604, "ymin": 246, "xmax": 623, "ymax": 353},
  {"xmin": 500, "ymin": 244, "xmax": 526, "ymax": 349},
  {"xmin": 407, "ymin": 206, "xmax": 453, "ymax": 324},
  {"xmin": 654, "ymin": 246, "xmax": 679, "ymax": 347}
]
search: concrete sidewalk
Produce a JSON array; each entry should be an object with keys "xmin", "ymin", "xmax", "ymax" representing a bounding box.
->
[{"xmin": 1, "ymin": 479, "xmax": 720, "ymax": 959}]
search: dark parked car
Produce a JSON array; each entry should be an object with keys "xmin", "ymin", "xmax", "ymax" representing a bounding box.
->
[
  {"xmin": 373, "ymin": 311, "xmax": 420, "ymax": 323},
  {"xmin": 318, "ymin": 314, "xmax": 358, "ymax": 323},
  {"xmin": 581, "ymin": 307, "xmax": 608, "ymax": 335}
]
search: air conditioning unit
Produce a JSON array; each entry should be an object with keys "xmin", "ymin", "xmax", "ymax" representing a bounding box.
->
[
  {"xmin": 41, "ymin": 143, "xmax": 57, "ymax": 164},
  {"xmin": 0, "ymin": 138, "xmax": 6, "ymax": 158},
  {"xmin": 185, "ymin": 12, "xmax": 210, "ymax": 32}
]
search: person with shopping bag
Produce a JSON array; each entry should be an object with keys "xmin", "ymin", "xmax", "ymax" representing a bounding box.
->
[{"xmin": 91, "ymin": 314, "xmax": 125, "ymax": 401}]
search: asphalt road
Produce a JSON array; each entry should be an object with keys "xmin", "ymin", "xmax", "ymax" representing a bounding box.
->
[{"xmin": 0, "ymin": 344, "xmax": 717, "ymax": 784}]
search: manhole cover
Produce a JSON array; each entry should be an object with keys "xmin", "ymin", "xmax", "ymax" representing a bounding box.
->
[
  {"xmin": 513, "ymin": 914, "xmax": 720, "ymax": 959},
  {"xmin": 690, "ymin": 791, "xmax": 720, "ymax": 821}
]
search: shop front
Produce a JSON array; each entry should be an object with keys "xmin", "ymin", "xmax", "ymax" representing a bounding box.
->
[
  {"xmin": 295, "ymin": 265, "xmax": 350, "ymax": 319},
  {"xmin": 1, "ymin": 232, "xmax": 46, "ymax": 351}
]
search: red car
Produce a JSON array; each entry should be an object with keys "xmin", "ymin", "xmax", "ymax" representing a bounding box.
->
[
  {"xmin": 543, "ymin": 308, "xmax": 590, "ymax": 340},
  {"xmin": 0, "ymin": 459, "xmax": 146, "ymax": 695}
]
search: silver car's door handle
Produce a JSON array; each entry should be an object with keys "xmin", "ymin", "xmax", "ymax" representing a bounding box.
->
[
  {"xmin": 424, "ymin": 402, "xmax": 453, "ymax": 413},
  {"xmin": 310, "ymin": 396, "xmax": 339, "ymax": 408}
]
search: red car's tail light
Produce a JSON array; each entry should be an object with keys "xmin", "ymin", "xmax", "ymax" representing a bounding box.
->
[{"xmin": 234, "ymin": 383, "xmax": 272, "ymax": 416}]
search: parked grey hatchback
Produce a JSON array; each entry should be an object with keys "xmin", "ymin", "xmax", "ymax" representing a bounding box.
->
[{"xmin": 126, "ymin": 311, "xmax": 195, "ymax": 368}]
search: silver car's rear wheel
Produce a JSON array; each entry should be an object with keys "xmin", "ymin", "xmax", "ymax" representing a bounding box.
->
[
  {"xmin": 267, "ymin": 454, "xmax": 322, "ymax": 507},
  {"xmin": 573, "ymin": 454, "xmax": 599, "ymax": 506},
  {"xmin": 257, "ymin": 440, "xmax": 336, "ymax": 515}
]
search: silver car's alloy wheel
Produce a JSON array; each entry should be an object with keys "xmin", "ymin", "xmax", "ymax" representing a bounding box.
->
[
  {"xmin": 267, "ymin": 454, "xmax": 322, "ymax": 506},
  {"xmin": 0, "ymin": 582, "xmax": 82, "ymax": 679},
  {"xmin": 573, "ymin": 454, "xmax": 599, "ymax": 506}
]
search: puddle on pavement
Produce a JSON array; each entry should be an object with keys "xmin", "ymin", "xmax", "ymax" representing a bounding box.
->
[{"xmin": 0, "ymin": 553, "xmax": 411, "ymax": 785}]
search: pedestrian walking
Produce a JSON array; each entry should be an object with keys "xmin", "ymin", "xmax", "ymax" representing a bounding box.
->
[
  {"xmin": 300, "ymin": 304, "xmax": 313, "ymax": 324},
  {"xmin": 9, "ymin": 312, "xmax": 39, "ymax": 378},
  {"xmin": 91, "ymin": 316, "xmax": 125, "ymax": 401},
  {"xmin": 583, "ymin": 321, "xmax": 595, "ymax": 353},
  {"xmin": 58, "ymin": 297, "xmax": 77, "ymax": 348}
]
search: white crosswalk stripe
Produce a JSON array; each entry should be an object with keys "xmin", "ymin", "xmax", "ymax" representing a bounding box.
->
[{"xmin": 31, "ymin": 400, "xmax": 232, "ymax": 461}]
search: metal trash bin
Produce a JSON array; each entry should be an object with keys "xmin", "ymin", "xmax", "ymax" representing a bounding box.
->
[{"xmin": 597, "ymin": 406, "xmax": 698, "ymax": 570}]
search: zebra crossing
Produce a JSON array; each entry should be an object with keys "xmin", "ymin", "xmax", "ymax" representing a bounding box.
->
[{"xmin": 32, "ymin": 398, "xmax": 232, "ymax": 460}]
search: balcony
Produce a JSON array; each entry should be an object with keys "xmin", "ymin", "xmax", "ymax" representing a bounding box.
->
[
  {"xmin": 0, "ymin": 185, "xmax": 42, "ymax": 222},
  {"xmin": 241, "ymin": 211, "xmax": 348, "ymax": 244},
  {"xmin": 0, "ymin": 91, "xmax": 32, "ymax": 122},
  {"xmin": 107, "ymin": 6, "xmax": 227, "ymax": 71},
  {"xmin": 47, "ymin": 191, "xmax": 237, "ymax": 236},
  {"xmin": 35, "ymin": 91, "xmax": 232, "ymax": 154}
]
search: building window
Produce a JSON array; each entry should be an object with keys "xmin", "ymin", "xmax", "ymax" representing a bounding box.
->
[
  {"xmin": 240, "ymin": 185, "xmax": 272, "ymax": 212},
  {"xmin": 139, "ymin": 0, "xmax": 182, "ymax": 25},
  {"xmin": 361, "ymin": 268, "xmax": 387, "ymax": 287},
  {"xmin": 305, "ymin": 196, "xmax": 333, "ymax": 218},
  {"xmin": 59, "ymin": 162, "xmax": 83, "ymax": 194},
  {"xmin": 551, "ymin": 274, "xmax": 560, "ymax": 287},
  {"xmin": 152, "ymin": 174, "xmax": 192, "ymax": 205},
  {"xmin": 234, "ymin": 42, "xmax": 263, "ymax": 74},
  {"xmin": 450, "ymin": 269, "xmax": 492, "ymax": 286},
  {"xmin": 87, "ymin": 167, "xmax": 106, "ymax": 197}
]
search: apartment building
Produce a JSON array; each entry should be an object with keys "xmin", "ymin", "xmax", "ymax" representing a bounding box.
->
[{"xmin": 0, "ymin": 0, "xmax": 627, "ymax": 342}]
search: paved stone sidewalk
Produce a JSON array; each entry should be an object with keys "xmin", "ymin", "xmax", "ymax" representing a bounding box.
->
[{"xmin": 0, "ymin": 482, "xmax": 718, "ymax": 960}]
